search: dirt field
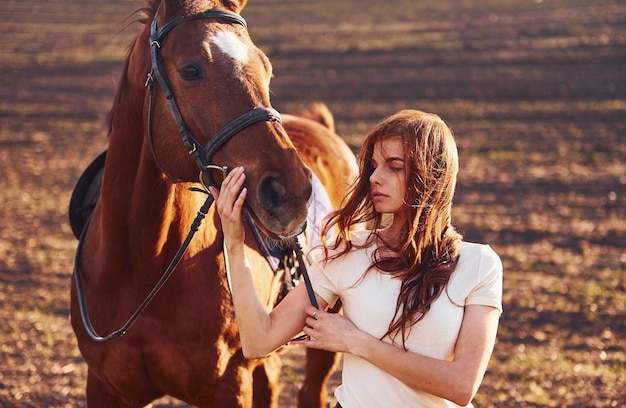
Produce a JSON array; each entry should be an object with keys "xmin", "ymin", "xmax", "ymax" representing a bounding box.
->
[{"xmin": 1, "ymin": 0, "xmax": 625, "ymax": 406}]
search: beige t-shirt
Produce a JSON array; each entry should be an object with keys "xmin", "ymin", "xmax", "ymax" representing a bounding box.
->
[{"xmin": 310, "ymin": 230, "xmax": 503, "ymax": 407}]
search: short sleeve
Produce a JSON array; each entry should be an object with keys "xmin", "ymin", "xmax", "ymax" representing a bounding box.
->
[
  {"xmin": 309, "ymin": 257, "xmax": 341, "ymax": 309},
  {"xmin": 466, "ymin": 245, "xmax": 503, "ymax": 314}
]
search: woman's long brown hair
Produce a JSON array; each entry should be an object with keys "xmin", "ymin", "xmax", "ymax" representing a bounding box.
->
[{"xmin": 320, "ymin": 110, "xmax": 463, "ymax": 349}]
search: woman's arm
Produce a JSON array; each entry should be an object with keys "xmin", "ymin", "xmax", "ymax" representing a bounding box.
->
[
  {"xmin": 302, "ymin": 304, "xmax": 500, "ymax": 406},
  {"xmin": 209, "ymin": 167, "xmax": 328, "ymax": 359}
]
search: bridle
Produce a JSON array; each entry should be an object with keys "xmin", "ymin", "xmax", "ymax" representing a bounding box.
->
[
  {"xmin": 145, "ymin": 8, "xmax": 282, "ymax": 188},
  {"xmin": 74, "ymin": 8, "xmax": 317, "ymax": 343}
]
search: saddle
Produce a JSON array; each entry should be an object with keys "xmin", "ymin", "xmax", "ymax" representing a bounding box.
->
[{"xmin": 68, "ymin": 150, "xmax": 107, "ymax": 239}]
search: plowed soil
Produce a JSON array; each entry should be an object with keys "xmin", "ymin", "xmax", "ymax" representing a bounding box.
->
[{"xmin": 1, "ymin": 0, "xmax": 624, "ymax": 407}]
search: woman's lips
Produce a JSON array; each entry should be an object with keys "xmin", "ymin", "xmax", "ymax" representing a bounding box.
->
[{"xmin": 372, "ymin": 192, "xmax": 387, "ymax": 201}]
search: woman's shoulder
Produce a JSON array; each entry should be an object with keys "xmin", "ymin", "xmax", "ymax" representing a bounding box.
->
[
  {"xmin": 454, "ymin": 241, "xmax": 503, "ymax": 310},
  {"xmin": 308, "ymin": 228, "xmax": 373, "ymax": 263},
  {"xmin": 328, "ymin": 228, "xmax": 373, "ymax": 250},
  {"xmin": 347, "ymin": 228, "xmax": 373, "ymax": 245},
  {"xmin": 460, "ymin": 241, "xmax": 500, "ymax": 262},
  {"xmin": 452, "ymin": 241, "xmax": 502, "ymax": 283},
  {"xmin": 454, "ymin": 241, "xmax": 502, "ymax": 280}
]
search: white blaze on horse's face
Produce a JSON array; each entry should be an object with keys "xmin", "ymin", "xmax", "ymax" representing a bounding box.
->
[{"xmin": 211, "ymin": 31, "xmax": 250, "ymax": 73}]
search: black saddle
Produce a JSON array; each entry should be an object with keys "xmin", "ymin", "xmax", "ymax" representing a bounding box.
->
[{"xmin": 68, "ymin": 150, "xmax": 106, "ymax": 239}]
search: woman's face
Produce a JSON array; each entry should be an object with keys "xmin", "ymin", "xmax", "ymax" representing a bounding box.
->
[{"xmin": 369, "ymin": 136, "xmax": 408, "ymax": 215}]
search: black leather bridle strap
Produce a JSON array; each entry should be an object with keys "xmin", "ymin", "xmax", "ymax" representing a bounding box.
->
[
  {"xmin": 293, "ymin": 237, "xmax": 319, "ymax": 309},
  {"xmin": 75, "ymin": 190, "xmax": 214, "ymax": 342},
  {"xmin": 149, "ymin": 15, "xmax": 206, "ymax": 169},
  {"xmin": 150, "ymin": 9, "xmax": 247, "ymax": 44},
  {"xmin": 201, "ymin": 108, "xmax": 282, "ymax": 163},
  {"xmin": 147, "ymin": 8, "xmax": 282, "ymax": 181}
]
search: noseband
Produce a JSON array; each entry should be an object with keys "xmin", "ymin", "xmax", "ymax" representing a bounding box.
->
[{"xmin": 145, "ymin": 8, "xmax": 282, "ymax": 187}]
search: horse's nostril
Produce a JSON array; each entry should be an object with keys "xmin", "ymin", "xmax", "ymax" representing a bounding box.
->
[{"xmin": 258, "ymin": 176, "xmax": 286, "ymax": 210}]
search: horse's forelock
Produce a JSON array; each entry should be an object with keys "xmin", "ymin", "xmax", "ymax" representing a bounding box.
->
[{"xmin": 147, "ymin": 0, "xmax": 161, "ymax": 16}]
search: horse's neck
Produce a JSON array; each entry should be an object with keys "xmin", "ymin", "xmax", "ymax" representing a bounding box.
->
[
  {"xmin": 94, "ymin": 30, "xmax": 221, "ymax": 275},
  {"xmin": 100, "ymin": 107, "xmax": 215, "ymax": 266}
]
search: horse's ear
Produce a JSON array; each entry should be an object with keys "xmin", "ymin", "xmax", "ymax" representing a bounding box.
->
[
  {"xmin": 156, "ymin": 1, "xmax": 247, "ymax": 16},
  {"xmin": 292, "ymin": 102, "xmax": 336, "ymax": 133},
  {"xmin": 222, "ymin": 0, "xmax": 247, "ymax": 13},
  {"xmin": 156, "ymin": 0, "xmax": 177, "ymax": 20}
]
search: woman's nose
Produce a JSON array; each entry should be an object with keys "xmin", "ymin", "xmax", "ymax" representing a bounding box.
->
[{"xmin": 369, "ymin": 168, "xmax": 380, "ymax": 184}]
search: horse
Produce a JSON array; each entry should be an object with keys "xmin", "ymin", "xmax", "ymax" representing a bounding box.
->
[{"xmin": 69, "ymin": 0, "xmax": 357, "ymax": 407}]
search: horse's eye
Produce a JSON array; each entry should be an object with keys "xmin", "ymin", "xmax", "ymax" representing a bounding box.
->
[{"xmin": 178, "ymin": 64, "xmax": 201, "ymax": 81}]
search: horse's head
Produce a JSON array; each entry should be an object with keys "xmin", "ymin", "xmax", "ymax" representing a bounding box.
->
[{"xmin": 142, "ymin": 0, "xmax": 312, "ymax": 238}]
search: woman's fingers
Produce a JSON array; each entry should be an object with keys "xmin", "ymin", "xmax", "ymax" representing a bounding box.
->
[
  {"xmin": 305, "ymin": 306, "xmax": 320, "ymax": 320},
  {"xmin": 302, "ymin": 306, "xmax": 359, "ymax": 353},
  {"xmin": 214, "ymin": 167, "xmax": 246, "ymax": 214},
  {"xmin": 210, "ymin": 167, "xmax": 247, "ymax": 244}
]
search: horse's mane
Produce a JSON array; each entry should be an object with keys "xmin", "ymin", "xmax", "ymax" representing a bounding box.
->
[{"xmin": 105, "ymin": 3, "xmax": 156, "ymax": 135}]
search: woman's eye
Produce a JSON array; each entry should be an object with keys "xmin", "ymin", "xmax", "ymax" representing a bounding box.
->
[{"xmin": 179, "ymin": 65, "xmax": 201, "ymax": 80}]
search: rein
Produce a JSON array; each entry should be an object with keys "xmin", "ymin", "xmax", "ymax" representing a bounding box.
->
[
  {"xmin": 74, "ymin": 189, "xmax": 213, "ymax": 342},
  {"xmin": 73, "ymin": 8, "xmax": 317, "ymax": 343},
  {"xmin": 293, "ymin": 238, "xmax": 319, "ymax": 309},
  {"xmin": 74, "ymin": 188, "xmax": 317, "ymax": 342}
]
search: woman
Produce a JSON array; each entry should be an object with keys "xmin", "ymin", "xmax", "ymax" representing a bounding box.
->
[{"xmin": 209, "ymin": 110, "xmax": 503, "ymax": 407}]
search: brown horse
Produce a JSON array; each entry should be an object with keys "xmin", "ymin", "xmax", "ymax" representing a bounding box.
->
[{"xmin": 69, "ymin": 0, "xmax": 357, "ymax": 407}]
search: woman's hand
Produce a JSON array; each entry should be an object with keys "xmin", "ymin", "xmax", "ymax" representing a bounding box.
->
[
  {"xmin": 302, "ymin": 305, "xmax": 367, "ymax": 354},
  {"xmin": 208, "ymin": 166, "xmax": 247, "ymax": 245}
]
